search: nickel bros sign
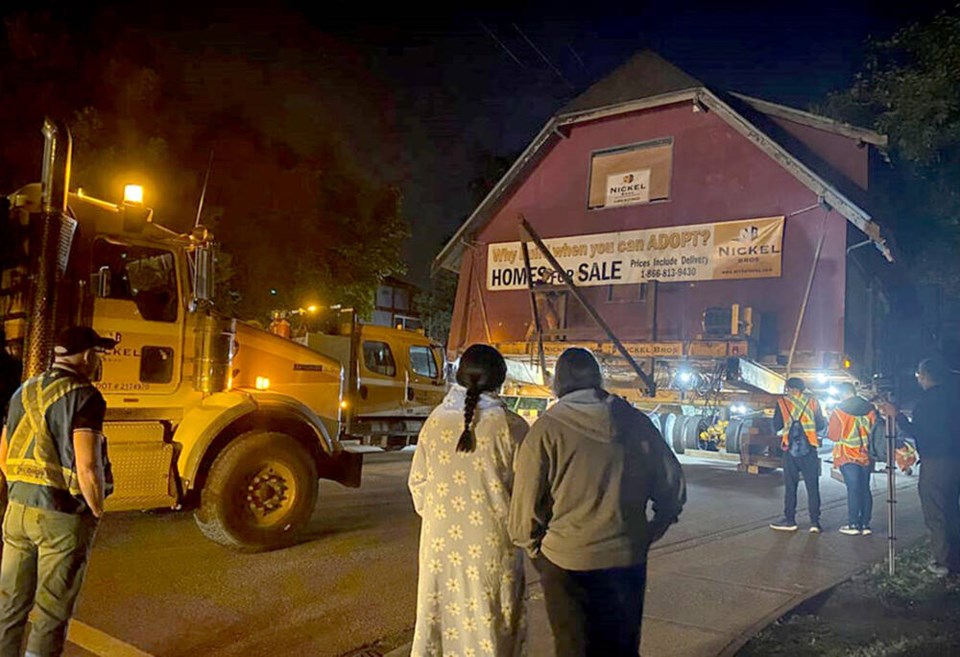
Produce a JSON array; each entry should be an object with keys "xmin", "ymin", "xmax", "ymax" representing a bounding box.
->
[{"xmin": 487, "ymin": 216, "xmax": 785, "ymax": 291}]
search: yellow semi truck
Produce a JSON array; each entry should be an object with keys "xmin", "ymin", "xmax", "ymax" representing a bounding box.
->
[{"xmin": 0, "ymin": 120, "xmax": 444, "ymax": 550}]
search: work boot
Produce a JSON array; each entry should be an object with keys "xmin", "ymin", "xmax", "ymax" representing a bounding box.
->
[{"xmin": 769, "ymin": 518, "xmax": 798, "ymax": 532}]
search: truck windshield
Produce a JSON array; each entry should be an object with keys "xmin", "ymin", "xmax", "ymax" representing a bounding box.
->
[{"xmin": 93, "ymin": 240, "xmax": 179, "ymax": 322}]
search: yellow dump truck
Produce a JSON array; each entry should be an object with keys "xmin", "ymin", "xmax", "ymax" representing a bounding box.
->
[
  {"xmin": 299, "ymin": 319, "xmax": 447, "ymax": 449},
  {"xmin": 0, "ymin": 120, "xmax": 442, "ymax": 550}
]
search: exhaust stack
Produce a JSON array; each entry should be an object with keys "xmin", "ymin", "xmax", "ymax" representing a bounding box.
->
[{"xmin": 23, "ymin": 119, "xmax": 72, "ymax": 378}]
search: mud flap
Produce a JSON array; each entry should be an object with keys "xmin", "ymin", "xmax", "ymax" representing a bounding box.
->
[{"xmin": 325, "ymin": 449, "xmax": 364, "ymax": 488}]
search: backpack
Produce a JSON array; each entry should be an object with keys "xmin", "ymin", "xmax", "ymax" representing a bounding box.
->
[{"xmin": 787, "ymin": 398, "xmax": 812, "ymax": 457}]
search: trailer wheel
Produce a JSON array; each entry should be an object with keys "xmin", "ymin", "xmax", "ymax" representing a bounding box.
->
[{"xmin": 195, "ymin": 431, "xmax": 319, "ymax": 552}]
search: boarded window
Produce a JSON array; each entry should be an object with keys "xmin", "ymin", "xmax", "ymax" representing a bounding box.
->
[{"xmin": 588, "ymin": 138, "xmax": 673, "ymax": 209}]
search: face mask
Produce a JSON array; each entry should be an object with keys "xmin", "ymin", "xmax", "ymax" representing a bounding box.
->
[{"xmin": 86, "ymin": 351, "xmax": 103, "ymax": 381}]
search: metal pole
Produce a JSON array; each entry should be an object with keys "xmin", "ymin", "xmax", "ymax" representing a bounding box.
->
[
  {"xmin": 519, "ymin": 239, "xmax": 548, "ymax": 383},
  {"xmin": 786, "ymin": 208, "xmax": 829, "ymax": 378},
  {"xmin": 472, "ymin": 271, "xmax": 493, "ymax": 344},
  {"xmin": 885, "ymin": 412, "xmax": 897, "ymax": 576},
  {"xmin": 519, "ymin": 216, "xmax": 656, "ymax": 396}
]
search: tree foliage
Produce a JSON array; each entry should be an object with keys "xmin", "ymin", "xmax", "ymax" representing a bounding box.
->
[
  {"xmin": 415, "ymin": 269, "xmax": 459, "ymax": 345},
  {"xmin": 817, "ymin": 6, "xmax": 960, "ymax": 289},
  {"xmin": 0, "ymin": 6, "xmax": 409, "ymax": 322}
]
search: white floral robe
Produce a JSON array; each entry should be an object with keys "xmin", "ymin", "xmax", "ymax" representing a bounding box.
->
[{"xmin": 408, "ymin": 386, "xmax": 529, "ymax": 657}]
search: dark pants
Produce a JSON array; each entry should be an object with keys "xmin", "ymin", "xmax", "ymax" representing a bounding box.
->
[
  {"xmin": 917, "ymin": 458, "xmax": 960, "ymax": 572},
  {"xmin": 0, "ymin": 502, "xmax": 98, "ymax": 657},
  {"xmin": 840, "ymin": 463, "xmax": 873, "ymax": 529},
  {"xmin": 535, "ymin": 556, "xmax": 647, "ymax": 657},
  {"xmin": 783, "ymin": 451, "xmax": 821, "ymax": 524}
]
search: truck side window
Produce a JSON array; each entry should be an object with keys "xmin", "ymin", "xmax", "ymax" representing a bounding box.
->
[
  {"xmin": 363, "ymin": 341, "xmax": 396, "ymax": 377},
  {"xmin": 93, "ymin": 240, "xmax": 179, "ymax": 322},
  {"xmin": 409, "ymin": 345, "xmax": 438, "ymax": 378}
]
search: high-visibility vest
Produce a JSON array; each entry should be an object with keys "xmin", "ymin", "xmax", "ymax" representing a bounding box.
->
[
  {"xmin": 5, "ymin": 373, "xmax": 90, "ymax": 497},
  {"xmin": 777, "ymin": 393, "xmax": 820, "ymax": 449},
  {"xmin": 830, "ymin": 407, "xmax": 877, "ymax": 466}
]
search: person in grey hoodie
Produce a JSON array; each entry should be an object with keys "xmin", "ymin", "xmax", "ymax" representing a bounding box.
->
[{"xmin": 508, "ymin": 347, "xmax": 686, "ymax": 657}]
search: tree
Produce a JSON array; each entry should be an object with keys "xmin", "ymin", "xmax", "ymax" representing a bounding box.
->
[
  {"xmin": 0, "ymin": 5, "xmax": 409, "ymax": 322},
  {"xmin": 415, "ymin": 268, "xmax": 459, "ymax": 345},
  {"xmin": 816, "ymin": 6, "xmax": 960, "ymax": 291}
]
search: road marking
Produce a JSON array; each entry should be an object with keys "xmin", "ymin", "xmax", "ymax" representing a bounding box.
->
[{"xmin": 67, "ymin": 620, "xmax": 156, "ymax": 657}]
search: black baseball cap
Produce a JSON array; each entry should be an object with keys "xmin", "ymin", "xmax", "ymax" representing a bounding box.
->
[{"xmin": 54, "ymin": 326, "xmax": 117, "ymax": 357}]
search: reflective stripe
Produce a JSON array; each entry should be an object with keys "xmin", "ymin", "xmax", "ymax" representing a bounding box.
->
[
  {"xmin": 832, "ymin": 408, "xmax": 876, "ymax": 466},
  {"xmin": 778, "ymin": 394, "xmax": 819, "ymax": 448},
  {"xmin": 835, "ymin": 410, "xmax": 875, "ymax": 449},
  {"xmin": 6, "ymin": 373, "xmax": 90, "ymax": 497}
]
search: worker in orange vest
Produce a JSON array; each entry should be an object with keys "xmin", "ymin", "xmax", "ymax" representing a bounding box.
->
[
  {"xmin": 828, "ymin": 382, "xmax": 881, "ymax": 536},
  {"xmin": 770, "ymin": 377, "xmax": 826, "ymax": 533}
]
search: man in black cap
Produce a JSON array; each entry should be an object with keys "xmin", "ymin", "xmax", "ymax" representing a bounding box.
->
[{"xmin": 0, "ymin": 326, "xmax": 116, "ymax": 657}]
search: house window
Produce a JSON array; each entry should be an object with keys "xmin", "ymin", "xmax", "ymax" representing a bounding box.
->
[
  {"xmin": 588, "ymin": 137, "xmax": 673, "ymax": 209},
  {"xmin": 376, "ymin": 286, "xmax": 393, "ymax": 310}
]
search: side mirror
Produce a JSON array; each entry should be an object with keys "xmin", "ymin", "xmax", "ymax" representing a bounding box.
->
[
  {"xmin": 96, "ymin": 266, "xmax": 111, "ymax": 298},
  {"xmin": 192, "ymin": 243, "xmax": 215, "ymax": 305}
]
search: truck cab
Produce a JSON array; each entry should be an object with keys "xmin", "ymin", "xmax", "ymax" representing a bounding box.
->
[
  {"xmin": 1, "ymin": 121, "xmax": 361, "ymax": 551},
  {"xmin": 300, "ymin": 314, "xmax": 447, "ymax": 449}
]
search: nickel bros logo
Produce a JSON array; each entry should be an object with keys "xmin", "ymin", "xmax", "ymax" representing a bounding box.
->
[{"xmin": 486, "ymin": 216, "xmax": 784, "ymax": 291}]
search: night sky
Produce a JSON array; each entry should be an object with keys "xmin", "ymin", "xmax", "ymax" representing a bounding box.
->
[
  {"xmin": 5, "ymin": 0, "xmax": 955, "ymax": 285},
  {"xmin": 296, "ymin": 0, "xmax": 953, "ymax": 284}
]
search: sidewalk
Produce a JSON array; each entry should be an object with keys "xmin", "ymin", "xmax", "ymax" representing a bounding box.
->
[{"xmin": 387, "ymin": 471, "xmax": 927, "ymax": 657}]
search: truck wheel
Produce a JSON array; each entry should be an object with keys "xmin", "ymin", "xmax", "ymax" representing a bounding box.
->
[{"xmin": 195, "ymin": 431, "xmax": 319, "ymax": 552}]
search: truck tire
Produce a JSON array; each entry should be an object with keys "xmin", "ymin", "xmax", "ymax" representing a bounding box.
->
[{"xmin": 194, "ymin": 431, "xmax": 319, "ymax": 552}]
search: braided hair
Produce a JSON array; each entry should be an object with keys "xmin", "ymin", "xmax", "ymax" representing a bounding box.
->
[{"xmin": 455, "ymin": 344, "xmax": 507, "ymax": 453}]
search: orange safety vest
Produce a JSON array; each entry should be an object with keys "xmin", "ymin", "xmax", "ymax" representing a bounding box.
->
[
  {"xmin": 829, "ymin": 406, "xmax": 877, "ymax": 467},
  {"xmin": 777, "ymin": 393, "xmax": 820, "ymax": 449}
]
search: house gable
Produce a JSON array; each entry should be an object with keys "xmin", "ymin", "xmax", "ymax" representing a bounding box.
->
[{"xmin": 447, "ymin": 101, "xmax": 850, "ymax": 362}]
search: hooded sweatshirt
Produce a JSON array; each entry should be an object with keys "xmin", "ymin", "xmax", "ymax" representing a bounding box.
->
[{"xmin": 508, "ymin": 388, "xmax": 686, "ymax": 571}]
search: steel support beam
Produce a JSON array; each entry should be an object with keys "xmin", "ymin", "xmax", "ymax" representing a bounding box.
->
[{"xmin": 519, "ymin": 216, "xmax": 656, "ymax": 396}]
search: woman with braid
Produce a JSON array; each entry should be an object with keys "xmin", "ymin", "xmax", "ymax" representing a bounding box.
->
[{"xmin": 409, "ymin": 344, "xmax": 530, "ymax": 656}]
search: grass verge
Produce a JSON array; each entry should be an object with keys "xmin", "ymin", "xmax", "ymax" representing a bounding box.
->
[{"xmin": 737, "ymin": 540, "xmax": 960, "ymax": 657}]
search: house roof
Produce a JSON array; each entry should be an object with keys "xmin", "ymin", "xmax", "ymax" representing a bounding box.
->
[
  {"xmin": 433, "ymin": 51, "xmax": 892, "ymax": 274},
  {"xmin": 560, "ymin": 51, "xmax": 703, "ymax": 114}
]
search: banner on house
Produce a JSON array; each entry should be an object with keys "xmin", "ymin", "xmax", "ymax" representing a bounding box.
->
[{"xmin": 486, "ymin": 216, "xmax": 784, "ymax": 291}]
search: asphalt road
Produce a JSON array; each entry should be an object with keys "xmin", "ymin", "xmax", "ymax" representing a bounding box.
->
[{"xmin": 62, "ymin": 449, "xmax": 881, "ymax": 657}]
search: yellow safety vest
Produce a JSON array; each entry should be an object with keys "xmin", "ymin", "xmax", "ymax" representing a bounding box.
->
[{"xmin": 5, "ymin": 373, "xmax": 90, "ymax": 497}]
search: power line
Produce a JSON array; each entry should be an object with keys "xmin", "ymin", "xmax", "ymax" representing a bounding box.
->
[
  {"xmin": 478, "ymin": 22, "xmax": 526, "ymax": 70},
  {"xmin": 512, "ymin": 23, "xmax": 574, "ymax": 90},
  {"xmin": 567, "ymin": 43, "xmax": 587, "ymax": 73}
]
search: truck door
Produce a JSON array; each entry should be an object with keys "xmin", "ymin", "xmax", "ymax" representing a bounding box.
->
[
  {"xmin": 90, "ymin": 238, "xmax": 184, "ymax": 397},
  {"xmin": 406, "ymin": 343, "xmax": 446, "ymax": 412},
  {"xmin": 358, "ymin": 338, "xmax": 402, "ymax": 418}
]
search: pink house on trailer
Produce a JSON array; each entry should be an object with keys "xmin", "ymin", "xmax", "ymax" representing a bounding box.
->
[{"xmin": 434, "ymin": 51, "xmax": 891, "ymax": 381}]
